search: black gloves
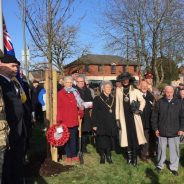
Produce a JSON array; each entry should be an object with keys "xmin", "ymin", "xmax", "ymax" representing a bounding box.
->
[
  {"xmin": 134, "ymin": 110, "xmax": 143, "ymax": 115},
  {"xmin": 130, "ymin": 100, "xmax": 142, "ymax": 115},
  {"xmin": 116, "ymin": 120, "xmax": 121, "ymax": 129}
]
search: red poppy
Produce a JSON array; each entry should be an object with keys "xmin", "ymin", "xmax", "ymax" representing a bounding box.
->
[{"xmin": 46, "ymin": 123, "xmax": 70, "ymax": 146}]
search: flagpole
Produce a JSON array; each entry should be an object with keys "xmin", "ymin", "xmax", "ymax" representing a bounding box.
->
[
  {"xmin": 0, "ymin": 0, "xmax": 4, "ymax": 58},
  {"xmin": 22, "ymin": 0, "xmax": 28, "ymax": 80}
]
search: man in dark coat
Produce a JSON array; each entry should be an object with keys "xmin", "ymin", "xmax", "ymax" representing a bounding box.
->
[
  {"xmin": 31, "ymin": 80, "xmax": 43, "ymax": 123},
  {"xmin": 0, "ymin": 54, "xmax": 26, "ymax": 184},
  {"xmin": 19, "ymin": 70, "xmax": 32, "ymax": 160},
  {"xmin": 75, "ymin": 76, "xmax": 93, "ymax": 153},
  {"xmin": 139, "ymin": 81, "xmax": 155, "ymax": 162},
  {"xmin": 151, "ymin": 86, "xmax": 184, "ymax": 176}
]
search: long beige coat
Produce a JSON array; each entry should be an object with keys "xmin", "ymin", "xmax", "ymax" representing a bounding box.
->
[{"xmin": 116, "ymin": 85, "xmax": 146, "ymax": 147}]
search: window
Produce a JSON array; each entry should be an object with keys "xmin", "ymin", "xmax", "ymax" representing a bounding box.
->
[
  {"xmin": 84, "ymin": 65, "xmax": 89, "ymax": 72},
  {"xmin": 98, "ymin": 65, "xmax": 103, "ymax": 72},
  {"xmin": 133, "ymin": 65, "xmax": 137, "ymax": 72},
  {"xmin": 111, "ymin": 64, "xmax": 116, "ymax": 74}
]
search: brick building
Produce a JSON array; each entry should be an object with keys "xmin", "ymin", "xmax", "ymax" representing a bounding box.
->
[{"xmin": 65, "ymin": 54, "xmax": 140, "ymax": 81}]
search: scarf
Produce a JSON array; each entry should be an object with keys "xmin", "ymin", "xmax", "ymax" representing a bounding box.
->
[{"xmin": 64, "ymin": 87, "xmax": 84, "ymax": 108}]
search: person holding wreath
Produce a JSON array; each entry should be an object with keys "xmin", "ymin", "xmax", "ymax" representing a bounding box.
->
[
  {"xmin": 92, "ymin": 81, "xmax": 117, "ymax": 164},
  {"xmin": 57, "ymin": 76, "xmax": 84, "ymax": 165}
]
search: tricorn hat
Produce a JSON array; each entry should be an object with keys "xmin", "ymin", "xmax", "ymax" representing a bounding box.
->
[
  {"xmin": 71, "ymin": 70, "xmax": 79, "ymax": 74},
  {"xmin": 0, "ymin": 54, "xmax": 20, "ymax": 65},
  {"xmin": 116, "ymin": 72, "xmax": 132, "ymax": 82},
  {"xmin": 144, "ymin": 71, "xmax": 153, "ymax": 79}
]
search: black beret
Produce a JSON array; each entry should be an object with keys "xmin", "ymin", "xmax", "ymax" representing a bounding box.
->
[
  {"xmin": 33, "ymin": 79, "xmax": 39, "ymax": 83},
  {"xmin": 117, "ymin": 72, "xmax": 132, "ymax": 81},
  {"xmin": 71, "ymin": 70, "xmax": 79, "ymax": 74},
  {"xmin": 1, "ymin": 54, "xmax": 20, "ymax": 65}
]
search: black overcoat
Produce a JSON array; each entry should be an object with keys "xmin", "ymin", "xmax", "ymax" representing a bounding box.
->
[
  {"xmin": 0, "ymin": 76, "xmax": 26, "ymax": 147},
  {"xmin": 91, "ymin": 93, "xmax": 117, "ymax": 136},
  {"xmin": 75, "ymin": 86, "xmax": 93, "ymax": 132},
  {"xmin": 151, "ymin": 97, "xmax": 184, "ymax": 137},
  {"xmin": 0, "ymin": 75, "xmax": 26, "ymax": 184},
  {"xmin": 141, "ymin": 91, "xmax": 155, "ymax": 129}
]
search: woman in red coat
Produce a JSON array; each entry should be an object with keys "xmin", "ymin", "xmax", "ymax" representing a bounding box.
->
[{"xmin": 57, "ymin": 76, "xmax": 84, "ymax": 164}]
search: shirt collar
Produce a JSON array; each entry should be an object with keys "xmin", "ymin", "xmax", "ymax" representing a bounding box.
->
[{"xmin": 0, "ymin": 74, "xmax": 11, "ymax": 82}]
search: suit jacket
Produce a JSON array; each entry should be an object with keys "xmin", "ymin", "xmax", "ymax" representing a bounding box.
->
[
  {"xmin": 75, "ymin": 86, "xmax": 93, "ymax": 132},
  {"xmin": 141, "ymin": 91, "xmax": 155, "ymax": 129},
  {"xmin": 0, "ymin": 75, "xmax": 25, "ymax": 148}
]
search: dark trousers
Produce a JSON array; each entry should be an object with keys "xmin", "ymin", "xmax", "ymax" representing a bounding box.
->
[
  {"xmin": 141, "ymin": 129, "xmax": 156, "ymax": 157},
  {"xmin": 96, "ymin": 135, "xmax": 113, "ymax": 157},
  {"xmin": 64, "ymin": 126, "xmax": 78, "ymax": 158},
  {"xmin": 2, "ymin": 138, "xmax": 25, "ymax": 184},
  {"xmin": 141, "ymin": 129, "xmax": 149, "ymax": 157},
  {"xmin": 82, "ymin": 132, "xmax": 91, "ymax": 152}
]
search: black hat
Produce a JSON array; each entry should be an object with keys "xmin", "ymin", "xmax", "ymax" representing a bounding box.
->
[
  {"xmin": 117, "ymin": 72, "xmax": 132, "ymax": 82},
  {"xmin": 1, "ymin": 54, "xmax": 20, "ymax": 65},
  {"xmin": 71, "ymin": 70, "xmax": 79, "ymax": 74},
  {"xmin": 179, "ymin": 83, "xmax": 184, "ymax": 86},
  {"xmin": 144, "ymin": 71, "xmax": 153, "ymax": 79},
  {"xmin": 33, "ymin": 79, "xmax": 39, "ymax": 83}
]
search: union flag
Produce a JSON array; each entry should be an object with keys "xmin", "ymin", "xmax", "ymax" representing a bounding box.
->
[{"xmin": 3, "ymin": 17, "xmax": 15, "ymax": 56}]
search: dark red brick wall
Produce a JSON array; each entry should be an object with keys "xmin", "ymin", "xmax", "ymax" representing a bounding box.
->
[{"xmin": 65, "ymin": 64, "xmax": 139, "ymax": 76}]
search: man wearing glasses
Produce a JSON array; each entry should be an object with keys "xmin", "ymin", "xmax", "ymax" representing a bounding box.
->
[{"xmin": 75, "ymin": 76, "xmax": 93, "ymax": 153}]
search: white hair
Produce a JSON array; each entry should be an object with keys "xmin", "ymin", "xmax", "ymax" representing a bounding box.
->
[
  {"xmin": 64, "ymin": 76, "xmax": 73, "ymax": 82},
  {"xmin": 100, "ymin": 80, "xmax": 113, "ymax": 91},
  {"xmin": 76, "ymin": 75, "xmax": 85, "ymax": 81},
  {"xmin": 164, "ymin": 85, "xmax": 174, "ymax": 92}
]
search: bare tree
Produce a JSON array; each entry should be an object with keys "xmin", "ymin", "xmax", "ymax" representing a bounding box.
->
[
  {"xmin": 100, "ymin": 0, "xmax": 184, "ymax": 86},
  {"xmin": 18, "ymin": 0, "xmax": 82, "ymax": 74}
]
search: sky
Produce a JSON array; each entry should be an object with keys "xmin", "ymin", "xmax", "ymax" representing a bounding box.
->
[{"xmin": 3, "ymin": 0, "xmax": 110, "ymax": 66}]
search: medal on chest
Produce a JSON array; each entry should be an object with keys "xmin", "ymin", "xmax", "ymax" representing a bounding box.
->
[
  {"xmin": 124, "ymin": 96, "xmax": 129, "ymax": 102},
  {"xmin": 100, "ymin": 96, "xmax": 114, "ymax": 114},
  {"xmin": 122, "ymin": 88, "xmax": 130, "ymax": 102}
]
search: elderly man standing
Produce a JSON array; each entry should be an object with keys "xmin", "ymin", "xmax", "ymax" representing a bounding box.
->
[
  {"xmin": 0, "ymin": 55, "xmax": 26, "ymax": 184},
  {"xmin": 75, "ymin": 76, "xmax": 93, "ymax": 153},
  {"xmin": 151, "ymin": 86, "xmax": 184, "ymax": 176},
  {"xmin": 139, "ymin": 81, "xmax": 155, "ymax": 162}
]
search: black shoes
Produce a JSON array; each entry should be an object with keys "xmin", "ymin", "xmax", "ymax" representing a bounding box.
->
[
  {"xmin": 99, "ymin": 150, "xmax": 113, "ymax": 164},
  {"xmin": 155, "ymin": 167, "xmax": 162, "ymax": 173},
  {"xmin": 127, "ymin": 151, "xmax": 137, "ymax": 166},
  {"xmin": 155, "ymin": 167, "xmax": 178, "ymax": 176},
  {"xmin": 170, "ymin": 170, "xmax": 178, "ymax": 176},
  {"xmin": 140, "ymin": 155, "xmax": 148, "ymax": 163},
  {"xmin": 106, "ymin": 156, "xmax": 113, "ymax": 164},
  {"xmin": 127, "ymin": 151, "xmax": 132, "ymax": 165},
  {"xmin": 100, "ymin": 154, "xmax": 105, "ymax": 164},
  {"xmin": 132, "ymin": 156, "xmax": 137, "ymax": 167}
]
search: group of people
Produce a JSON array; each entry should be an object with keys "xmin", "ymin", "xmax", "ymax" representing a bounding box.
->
[
  {"xmin": 0, "ymin": 53, "xmax": 184, "ymax": 184},
  {"xmin": 57, "ymin": 70, "xmax": 184, "ymax": 177}
]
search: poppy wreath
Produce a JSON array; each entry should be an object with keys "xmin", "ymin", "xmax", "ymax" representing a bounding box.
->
[{"xmin": 46, "ymin": 123, "xmax": 70, "ymax": 146}]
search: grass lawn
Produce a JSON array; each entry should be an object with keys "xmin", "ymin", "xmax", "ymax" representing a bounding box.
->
[{"xmin": 26, "ymin": 125, "xmax": 184, "ymax": 184}]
